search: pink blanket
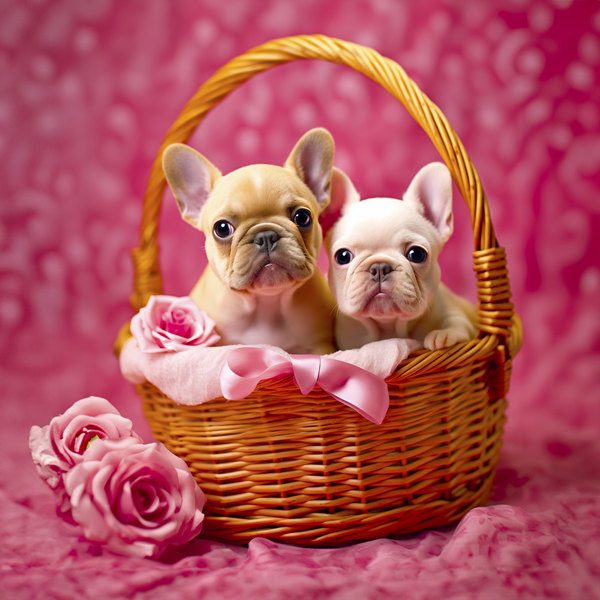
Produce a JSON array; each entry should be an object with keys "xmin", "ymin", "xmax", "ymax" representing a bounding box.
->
[{"xmin": 1, "ymin": 0, "xmax": 598, "ymax": 598}]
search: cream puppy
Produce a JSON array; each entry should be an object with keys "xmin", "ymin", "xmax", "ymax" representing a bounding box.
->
[
  {"xmin": 325, "ymin": 163, "xmax": 476, "ymax": 351},
  {"xmin": 162, "ymin": 128, "xmax": 338, "ymax": 355}
]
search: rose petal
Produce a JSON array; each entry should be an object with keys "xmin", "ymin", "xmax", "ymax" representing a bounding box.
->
[
  {"xmin": 29, "ymin": 425, "xmax": 68, "ymax": 489},
  {"xmin": 134, "ymin": 480, "xmax": 160, "ymax": 515}
]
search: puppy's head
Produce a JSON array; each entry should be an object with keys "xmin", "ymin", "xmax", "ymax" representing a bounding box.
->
[
  {"xmin": 324, "ymin": 163, "xmax": 453, "ymax": 321},
  {"xmin": 163, "ymin": 129, "xmax": 335, "ymax": 295}
]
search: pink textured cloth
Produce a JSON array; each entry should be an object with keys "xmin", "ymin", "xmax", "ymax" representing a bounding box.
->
[{"xmin": 1, "ymin": 1, "xmax": 598, "ymax": 599}]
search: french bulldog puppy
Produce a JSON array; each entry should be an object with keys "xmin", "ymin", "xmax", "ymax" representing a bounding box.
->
[
  {"xmin": 324, "ymin": 163, "xmax": 477, "ymax": 351},
  {"xmin": 162, "ymin": 128, "xmax": 337, "ymax": 355}
]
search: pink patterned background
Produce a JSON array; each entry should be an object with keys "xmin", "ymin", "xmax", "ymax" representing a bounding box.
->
[{"xmin": 0, "ymin": 1, "xmax": 598, "ymax": 599}]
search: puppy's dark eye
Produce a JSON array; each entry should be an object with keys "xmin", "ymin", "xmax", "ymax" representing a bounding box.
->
[
  {"xmin": 293, "ymin": 209, "xmax": 312, "ymax": 228},
  {"xmin": 406, "ymin": 246, "xmax": 427, "ymax": 263},
  {"xmin": 214, "ymin": 220, "xmax": 234, "ymax": 239},
  {"xmin": 335, "ymin": 249, "xmax": 353, "ymax": 265}
]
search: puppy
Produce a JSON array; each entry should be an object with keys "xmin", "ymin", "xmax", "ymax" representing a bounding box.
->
[
  {"xmin": 162, "ymin": 128, "xmax": 337, "ymax": 355},
  {"xmin": 324, "ymin": 163, "xmax": 477, "ymax": 351}
]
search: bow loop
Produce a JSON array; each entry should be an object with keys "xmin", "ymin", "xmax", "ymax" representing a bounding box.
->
[{"xmin": 220, "ymin": 347, "xmax": 291, "ymax": 400}]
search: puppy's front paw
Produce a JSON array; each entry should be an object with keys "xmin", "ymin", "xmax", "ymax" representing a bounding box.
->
[{"xmin": 424, "ymin": 329, "xmax": 467, "ymax": 351}]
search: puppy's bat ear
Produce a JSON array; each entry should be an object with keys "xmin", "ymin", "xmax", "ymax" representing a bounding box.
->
[
  {"xmin": 404, "ymin": 162, "xmax": 454, "ymax": 243},
  {"xmin": 162, "ymin": 144, "xmax": 222, "ymax": 226},
  {"xmin": 319, "ymin": 167, "xmax": 360, "ymax": 236},
  {"xmin": 285, "ymin": 128, "xmax": 335, "ymax": 208}
]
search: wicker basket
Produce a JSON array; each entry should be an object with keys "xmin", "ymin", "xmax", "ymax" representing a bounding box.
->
[{"xmin": 115, "ymin": 35, "xmax": 522, "ymax": 547}]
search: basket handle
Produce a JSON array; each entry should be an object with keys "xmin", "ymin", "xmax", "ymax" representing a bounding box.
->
[{"xmin": 129, "ymin": 35, "xmax": 514, "ymax": 339}]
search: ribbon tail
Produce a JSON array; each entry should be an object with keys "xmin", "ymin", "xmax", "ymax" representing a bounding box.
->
[
  {"xmin": 318, "ymin": 358, "xmax": 390, "ymax": 424},
  {"xmin": 327, "ymin": 390, "xmax": 389, "ymax": 425}
]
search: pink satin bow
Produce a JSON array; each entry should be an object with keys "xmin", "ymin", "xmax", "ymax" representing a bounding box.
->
[{"xmin": 219, "ymin": 347, "xmax": 389, "ymax": 424}]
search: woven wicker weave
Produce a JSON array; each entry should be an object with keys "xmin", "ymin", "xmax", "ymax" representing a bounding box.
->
[{"xmin": 115, "ymin": 35, "xmax": 522, "ymax": 547}]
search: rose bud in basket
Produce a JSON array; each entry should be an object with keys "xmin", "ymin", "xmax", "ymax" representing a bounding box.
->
[
  {"xmin": 63, "ymin": 437, "xmax": 207, "ymax": 559},
  {"xmin": 29, "ymin": 396, "xmax": 143, "ymax": 506},
  {"xmin": 130, "ymin": 295, "xmax": 220, "ymax": 353}
]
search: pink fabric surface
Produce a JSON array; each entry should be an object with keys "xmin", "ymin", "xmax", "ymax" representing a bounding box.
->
[{"xmin": 0, "ymin": 1, "xmax": 598, "ymax": 599}]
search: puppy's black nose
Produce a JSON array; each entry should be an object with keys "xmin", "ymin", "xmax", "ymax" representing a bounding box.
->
[
  {"xmin": 369, "ymin": 262, "xmax": 393, "ymax": 281},
  {"xmin": 254, "ymin": 230, "xmax": 280, "ymax": 253}
]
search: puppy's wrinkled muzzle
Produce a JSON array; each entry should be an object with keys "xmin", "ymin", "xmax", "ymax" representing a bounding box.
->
[
  {"xmin": 227, "ymin": 227, "xmax": 311, "ymax": 293},
  {"xmin": 344, "ymin": 261, "xmax": 422, "ymax": 319}
]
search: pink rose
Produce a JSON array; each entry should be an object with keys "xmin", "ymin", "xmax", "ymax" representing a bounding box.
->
[
  {"xmin": 64, "ymin": 437, "xmax": 206, "ymax": 558},
  {"xmin": 130, "ymin": 295, "xmax": 220, "ymax": 353},
  {"xmin": 29, "ymin": 397, "xmax": 142, "ymax": 500}
]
